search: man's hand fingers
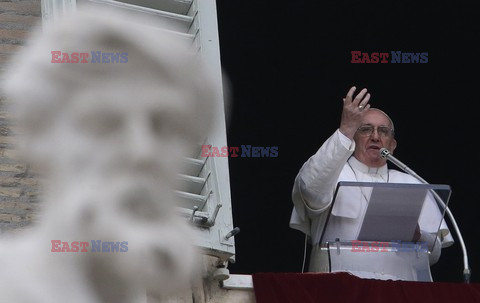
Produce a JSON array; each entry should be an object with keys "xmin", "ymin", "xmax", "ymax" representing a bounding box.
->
[
  {"xmin": 358, "ymin": 93, "xmax": 371, "ymax": 108},
  {"xmin": 345, "ymin": 86, "xmax": 357, "ymax": 102},
  {"xmin": 353, "ymin": 88, "xmax": 368, "ymax": 106}
]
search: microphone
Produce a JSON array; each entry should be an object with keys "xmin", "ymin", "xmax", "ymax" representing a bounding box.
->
[
  {"xmin": 379, "ymin": 148, "xmax": 427, "ymax": 183},
  {"xmin": 379, "ymin": 148, "xmax": 471, "ymax": 283}
]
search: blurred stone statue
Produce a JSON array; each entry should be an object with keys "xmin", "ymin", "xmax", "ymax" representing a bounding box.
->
[{"xmin": 1, "ymin": 5, "xmax": 218, "ymax": 303}]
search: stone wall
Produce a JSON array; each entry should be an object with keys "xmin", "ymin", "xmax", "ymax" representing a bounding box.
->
[{"xmin": 0, "ymin": 0, "xmax": 41, "ymax": 234}]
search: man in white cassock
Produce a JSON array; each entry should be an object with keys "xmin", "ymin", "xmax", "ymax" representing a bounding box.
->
[{"xmin": 290, "ymin": 86, "xmax": 453, "ymax": 281}]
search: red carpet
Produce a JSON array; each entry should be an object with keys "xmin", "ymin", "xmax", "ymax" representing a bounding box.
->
[{"xmin": 252, "ymin": 272, "xmax": 480, "ymax": 303}]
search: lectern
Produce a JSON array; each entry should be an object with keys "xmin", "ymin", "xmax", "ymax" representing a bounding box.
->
[{"xmin": 310, "ymin": 181, "xmax": 451, "ymax": 282}]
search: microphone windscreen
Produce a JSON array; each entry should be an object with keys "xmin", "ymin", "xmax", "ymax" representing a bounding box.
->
[{"xmin": 380, "ymin": 148, "xmax": 390, "ymax": 159}]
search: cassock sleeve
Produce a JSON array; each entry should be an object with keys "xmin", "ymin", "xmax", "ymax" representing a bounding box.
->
[{"xmin": 290, "ymin": 130, "xmax": 354, "ymax": 239}]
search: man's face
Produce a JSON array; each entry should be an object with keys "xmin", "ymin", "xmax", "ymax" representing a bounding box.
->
[{"xmin": 353, "ymin": 109, "xmax": 397, "ymax": 167}]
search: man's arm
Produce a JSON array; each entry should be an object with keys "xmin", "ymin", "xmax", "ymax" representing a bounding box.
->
[
  {"xmin": 295, "ymin": 129, "xmax": 354, "ymax": 211},
  {"xmin": 294, "ymin": 86, "xmax": 372, "ymax": 211}
]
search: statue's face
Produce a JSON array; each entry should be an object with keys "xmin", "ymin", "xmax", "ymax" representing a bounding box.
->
[
  {"xmin": 38, "ymin": 75, "xmax": 195, "ymax": 183},
  {"xmin": 36, "ymin": 74, "xmax": 204, "ymax": 299}
]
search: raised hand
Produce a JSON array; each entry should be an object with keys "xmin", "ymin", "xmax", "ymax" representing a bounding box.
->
[{"xmin": 339, "ymin": 86, "xmax": 371, "ymax": 139}]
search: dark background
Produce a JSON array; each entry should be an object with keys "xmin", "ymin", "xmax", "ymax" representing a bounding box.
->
[{"xmin": 215, "ymin": 0, "xmax": 479, "ymax": 283}]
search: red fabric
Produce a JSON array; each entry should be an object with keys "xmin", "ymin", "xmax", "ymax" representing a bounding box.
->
[{"xmin": 252, "ymin": 272, "xmax": 480, "ymax": 303}]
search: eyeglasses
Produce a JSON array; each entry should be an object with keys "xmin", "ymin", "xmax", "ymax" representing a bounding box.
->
[{"xmin": 357, "ymin": 125, "xmax": 394, "ymax": 138}]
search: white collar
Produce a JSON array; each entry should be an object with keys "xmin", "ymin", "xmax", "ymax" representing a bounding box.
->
[{"xmin": 348, "ymin": 156, "xmax": 388, "ymax": 176}]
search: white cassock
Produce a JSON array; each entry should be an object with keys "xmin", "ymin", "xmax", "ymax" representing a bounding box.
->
[{"xmin": 290, "ymin": 129, "xmax": 453, "ymax": 280}]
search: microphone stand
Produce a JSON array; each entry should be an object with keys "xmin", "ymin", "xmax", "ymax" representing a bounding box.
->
[{"xmin": 380, "ymin": 148, "xmax": 471, "ymax": 283}]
